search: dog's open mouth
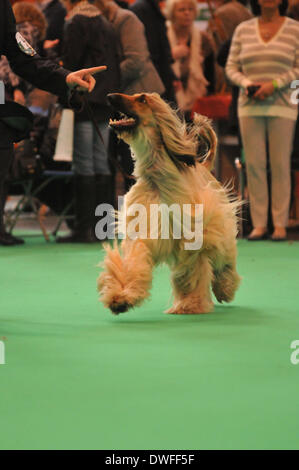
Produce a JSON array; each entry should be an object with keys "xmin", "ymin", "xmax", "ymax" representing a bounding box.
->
[{"xmin": 109, "ymin": 112, "xmax": 138, "ymax": 132}]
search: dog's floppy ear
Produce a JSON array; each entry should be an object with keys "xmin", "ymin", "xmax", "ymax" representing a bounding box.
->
[
  {"xmin": 158, "ymin": 131, "xmax": 196, "ymax": 169},
  {"xmin": 171, "ymin": 153, "xmax": 196, "ymax": 167},
  {"xmin": 148, "ymin": 94, "xmax": 196, "ymax": 169}
]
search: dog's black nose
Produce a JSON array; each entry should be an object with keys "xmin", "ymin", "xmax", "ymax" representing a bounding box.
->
[{"xmin": 107, "ymin": 93, "xmax": 122, "ymax": 106}]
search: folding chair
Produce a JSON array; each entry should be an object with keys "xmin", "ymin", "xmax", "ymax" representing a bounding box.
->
[{"xmin": 5, "ymin": 169, "xmax": 74, "ymax": 241}]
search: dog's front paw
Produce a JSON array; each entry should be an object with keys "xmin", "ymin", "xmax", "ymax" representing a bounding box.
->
[
  {"xmin": 165, "ymin": 301, "xmax": 213, "ymax": 315},
  {"xmin": 165, "ymin": 306, "xmax": 188, "ymax": 315},
  {"xmin": 98, "ymin": 271, "xmax": 132, "ymax": 314}
]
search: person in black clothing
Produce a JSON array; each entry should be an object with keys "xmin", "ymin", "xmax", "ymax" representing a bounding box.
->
[
  {"xmin": 130, "ymin": 0, "xmax": 177, "ymax": 105},
  {"xmin": 38, "ymin": 0, "xmax": 66, "ymax": 43},
  {"xmin": 0, "ymin": 0, "xmax": 106, "ymax": 246},
  {"xmin": 0, "ymin": 1, "xmax": 48, "ymax": 105},
  {"xmin": 37, "ymin": 0, "xmax": 66, "ymax": 58},
  {"xmin": 56, "ymin": 0, "xmax": 120, "ymax": 244}
]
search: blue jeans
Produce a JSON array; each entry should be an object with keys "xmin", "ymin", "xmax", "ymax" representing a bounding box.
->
[{"xmin": 73, "ymin": 121, "xmax": 111, "ymax": 176}]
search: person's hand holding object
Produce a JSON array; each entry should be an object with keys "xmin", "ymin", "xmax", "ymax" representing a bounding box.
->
[{"xmin": 248, "ymin": 81, "xmax": 275, "ymax": 101}]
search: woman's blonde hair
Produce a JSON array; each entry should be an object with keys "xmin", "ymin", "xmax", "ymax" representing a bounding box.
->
[
  {"xmin": 13, "ymin": 1, "xmax": 47, "ymax": 40},
  {"xmin": 165, "ymin": 0, "xmax": 198, "ymax": 21}
]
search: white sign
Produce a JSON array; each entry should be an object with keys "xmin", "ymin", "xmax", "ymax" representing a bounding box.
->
[{"xmin": 0, "ymin": 340, "xmax": 5, "ymax": 365}]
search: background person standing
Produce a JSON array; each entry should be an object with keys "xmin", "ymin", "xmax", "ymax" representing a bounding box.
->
[
  {"xmin": 0, "ymin": 0, "xmax": 106, "ymax": 246},
  {"xmin": 226, "ymin": 0, "xmax": 299, "ymax": 241}
]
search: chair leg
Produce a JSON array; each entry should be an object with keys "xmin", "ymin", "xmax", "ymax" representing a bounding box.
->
[
  {"xmin": 6, "ymin": 181, "xmax": 33, "ymax": 233},
  {"xmin": 52, "ymin": 200, "xmax": 74, "ymax": 236}
]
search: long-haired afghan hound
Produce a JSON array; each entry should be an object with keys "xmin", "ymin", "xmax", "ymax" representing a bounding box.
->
[{"xmin": 97, "ymin": 93, "xmax": 241, "ymax": 315}]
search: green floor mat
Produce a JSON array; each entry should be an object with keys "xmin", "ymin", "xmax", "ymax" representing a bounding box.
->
[{"xmin": 0, "ymin": 238, "xmax": 298, "ymax": 449}]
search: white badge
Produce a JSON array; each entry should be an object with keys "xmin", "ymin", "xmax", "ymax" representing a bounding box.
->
[{"xmin": 15, "ymin": 32, "xmax": 37, "ymax": 57}]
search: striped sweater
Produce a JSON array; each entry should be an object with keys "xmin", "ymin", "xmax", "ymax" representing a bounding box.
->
[{"xmin": 226, "ymin": 17, "xmax": 299, "ymax": 120}]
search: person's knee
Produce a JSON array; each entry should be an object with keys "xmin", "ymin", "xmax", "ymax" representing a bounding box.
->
[{"xmin": 246, "ymin": 159, "xmax": 266, "ymax": 176}]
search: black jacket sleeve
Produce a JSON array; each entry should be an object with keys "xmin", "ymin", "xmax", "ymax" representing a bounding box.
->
[{"xmin": 1, "ymin": 0, "xmax": 69, "ymax": 98}]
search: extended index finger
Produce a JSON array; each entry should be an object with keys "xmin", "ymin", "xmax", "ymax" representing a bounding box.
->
[{"xmin": 86, "ymin": 66, "xmax": 107, "ymax": 76}]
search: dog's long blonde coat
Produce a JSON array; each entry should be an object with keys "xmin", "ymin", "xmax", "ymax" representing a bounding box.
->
[{"xmin": 98, "ymin": 93, "xmax": 241, "ymax": 314}]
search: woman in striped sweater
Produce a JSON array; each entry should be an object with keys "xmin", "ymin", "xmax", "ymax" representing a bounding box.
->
[{"xmin": 226, "ymin": 0, "xmax": 299, "ymax": 241}]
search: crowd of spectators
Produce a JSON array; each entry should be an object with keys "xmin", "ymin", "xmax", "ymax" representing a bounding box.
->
[{"xmin": 1, "ymin": 0, "xmax": 299, "ymax": 244}]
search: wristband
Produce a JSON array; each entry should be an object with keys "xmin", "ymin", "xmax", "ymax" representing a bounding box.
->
[{"xmin": 272, "ymin": 79, "xmax": 279, "ymax": 90}]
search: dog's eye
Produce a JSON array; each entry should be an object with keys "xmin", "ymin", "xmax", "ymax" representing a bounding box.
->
[{"xmin": 138, "ymin": 94, "xmax": 147, "ymax": 104}]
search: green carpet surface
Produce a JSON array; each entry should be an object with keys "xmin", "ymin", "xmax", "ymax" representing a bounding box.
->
[{"xmin": 0, "ymin": 237, "xmax": 299, "ymax": 450}]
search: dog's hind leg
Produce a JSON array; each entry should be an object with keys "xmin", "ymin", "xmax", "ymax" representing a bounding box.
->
[
  {"xmin": 166, "ymin": 254, "xmax": 214, "ymax": 314},
  {"xmin": 212, "ymin": 250, "xmax": 241, "ymax": 304},
  {"xmin": 98, "ymin": 239, "xmax": 153, "ymax": 314}
]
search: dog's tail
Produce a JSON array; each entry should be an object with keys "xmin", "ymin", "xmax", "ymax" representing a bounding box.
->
[{"xmin": 191, "ymin": 113, "xmax": 217, "ymax": 172}]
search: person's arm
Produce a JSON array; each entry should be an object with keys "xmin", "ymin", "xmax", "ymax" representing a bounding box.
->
[
  {"xmin": 118, "ymin": 15, "xmax": 148, "ymax": 89},
  {"xmin": 130, "ymin": 4, "xmax": 160, "ymax": 66},
  {"xmin": 253, "ymin": 32, "xmax": 299, "ymax": 100},
  {"xmin": 2, "ymin": 0, "xmax": 104, "ymax": 96},
  {"xmin": 225, "ymin": 25, "xmax": 252, "ymax": 89},
  {"xmin": 6, "ymin": 36, "xmax": 105, "ymax": 96},
  {"xmin": 5, "ymin": 37, "xmax": 69, "ymax": 97},
  {"xmin": 272, "ymin": 30, "xmax": 299, "ymax": 89},
  {"xmin": 2, "ymin": 0, "xmax": 68, "ymax": 98}
]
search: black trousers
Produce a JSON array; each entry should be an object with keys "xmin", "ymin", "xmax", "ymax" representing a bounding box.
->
[{"xmin": 0, "ymin": 121, "xmax": 14, "ymax": 233}]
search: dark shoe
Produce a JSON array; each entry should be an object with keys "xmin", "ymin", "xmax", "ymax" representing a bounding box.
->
[
  {"xmin": 7, "ymin": 233, "xmax": 25, "ymax": 245},
  {"xmin": 0, "ymin": 232, "xmax": 25, "ymax": 246}
]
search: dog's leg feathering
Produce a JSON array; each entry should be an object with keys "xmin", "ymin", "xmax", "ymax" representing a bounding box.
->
[
  {"xmin": 98, "ymin": 240, "xmax": 153, "ymax": 314},
  {"xmin": 166, "ymin": 254, "xmax": 214, "ymax": 314},
  {"xmin": 212, "ymin": 257, "xmax": 241, "ymax": 304}
]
